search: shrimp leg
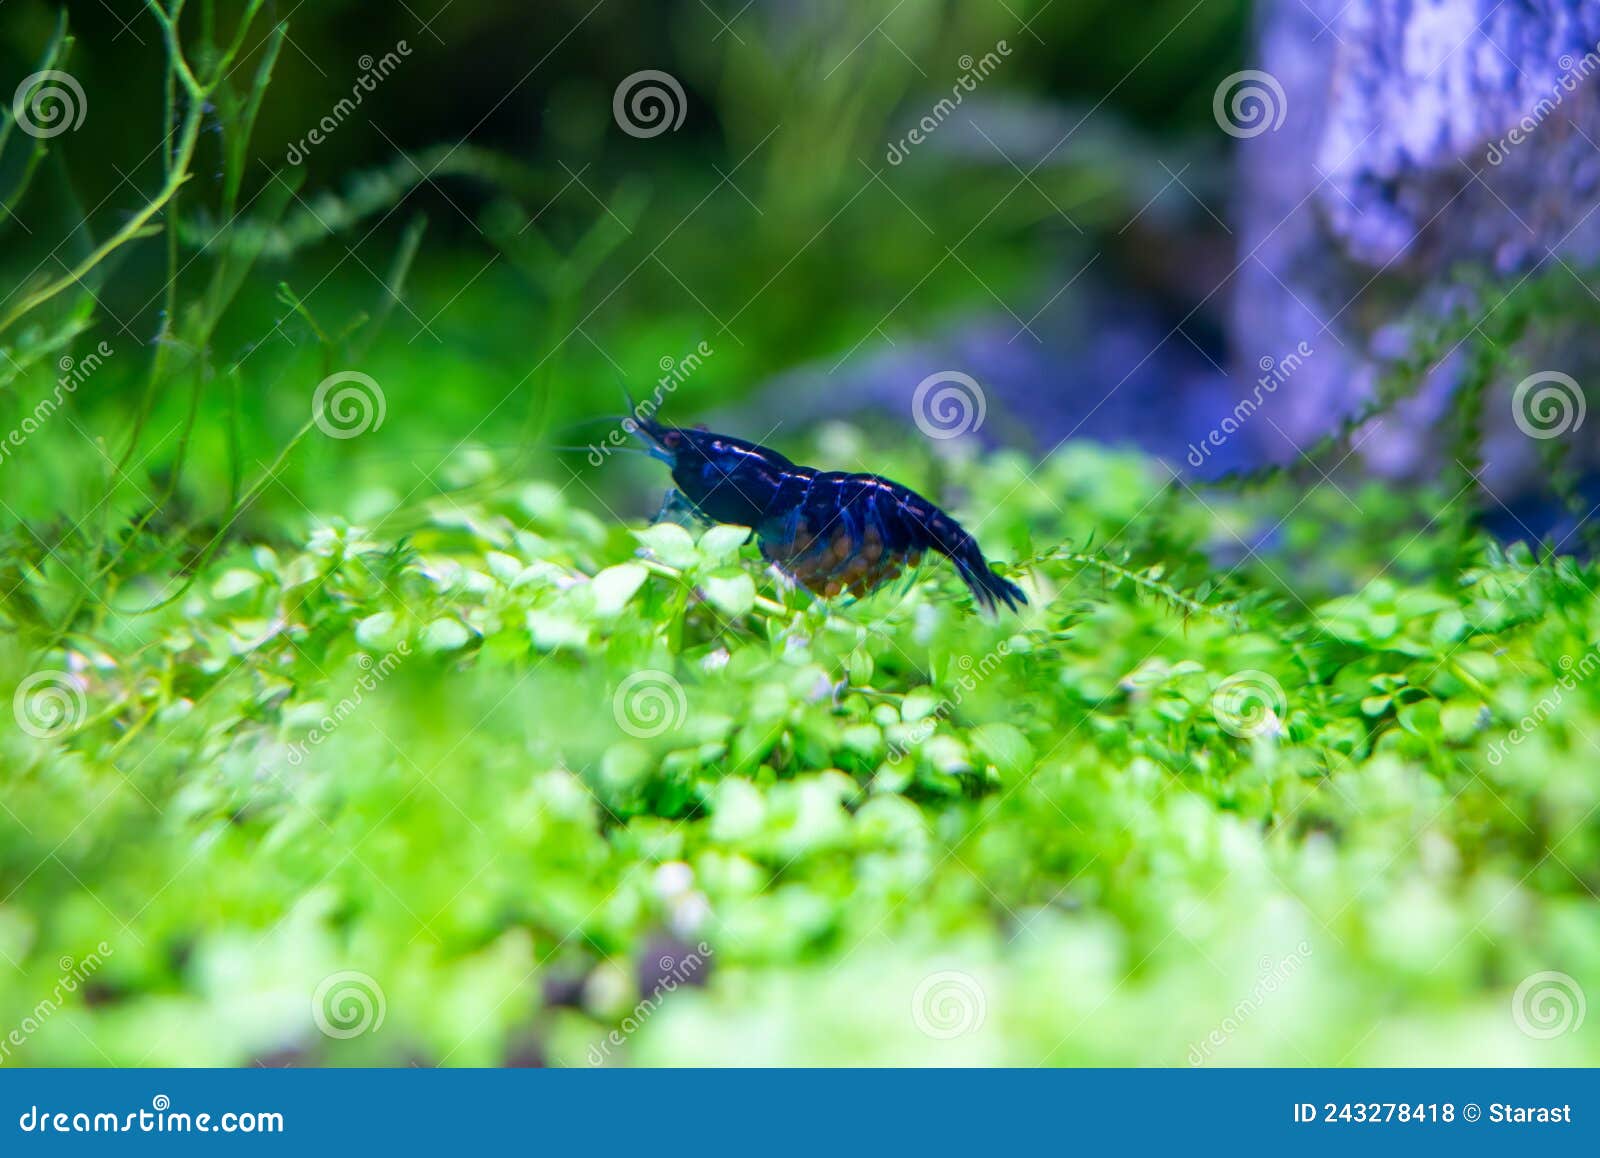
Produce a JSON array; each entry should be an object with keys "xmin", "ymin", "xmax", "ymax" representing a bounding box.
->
[{"xmin": 652, "ymin": 488, "xmax": 707, "ymax": 528}]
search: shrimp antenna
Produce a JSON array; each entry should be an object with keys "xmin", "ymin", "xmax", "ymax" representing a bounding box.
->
[
  {"xmin": 549, "ymin": 442, "xmax": 650, "ymax": 458},
  {"xmin": 601, "ymin": 361, "xmax": 642, "ymax": 422},
  {"xmin": 605, "ymin": 364, "xmax": 671, "ymax": 446},
  {"xmin": 551, "ymin": 416, "xmax": 632, "ymax": 436}
]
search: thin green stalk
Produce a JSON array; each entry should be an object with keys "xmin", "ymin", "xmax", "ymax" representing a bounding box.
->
[
  {"xmin": 1027, "ymin": 545, "xmax": 1231, "ymax": 621},
  {"xmin": 0, "ymin": 107, "xmax": 201, "ymax": 337},
  {"xmin": 124, "ymin": 412, "xmax": 324, "ymax": 614}
]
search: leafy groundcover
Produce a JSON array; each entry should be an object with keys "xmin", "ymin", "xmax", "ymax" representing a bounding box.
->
[{"xmin": 3, "ymin": 437, "xmax": 1597, "ymax": 1066}]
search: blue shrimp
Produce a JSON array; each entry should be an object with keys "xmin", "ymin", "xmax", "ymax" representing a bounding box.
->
[{"xmin": 630, "ymin": 414, "xmax": 1027, "ymax": 613}]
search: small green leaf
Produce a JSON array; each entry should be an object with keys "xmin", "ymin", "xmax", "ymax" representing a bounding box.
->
[
  {"xmin": 633, "ymin": 523, "xmax": 698, "ymax": 569},
  {"xmin": 485, "ymin": 551, "xmax": 524, "ymax": 584},
  {"xmin": 1441, "ymin": 702, "xmax": 1483, "ymax": 743},
  {"xmin": 701, "ymin": 568, "xmax": 755, "ymax": 617},
  {"xmin": 902, "ymin": 688, "xmax": 941, "ymax": 723},
  {"xmin": 527, "ymin": 609, "xmax": 590, "ymax": 651},
  {"xmin": 210, "ymin": 569, "xmax": 262, "ymax": 599},
  {"xmin": 1398, "ymin": 698, "xmax": 1441, "ymax": 738},
  {"xmin": 699, "ymin": 524, "xmax": 752, "ymax": 563},
  {"xmin": 590, "ymin": 563, "xmax": 649, "ymax": 616},
  {"xmin": 355, "ymin": 611, "xmax": 401, "ymax": 650},
  {"xmin": 711, "ymin": 778, "xmax": 766, "ymax": 842},
  {"xmin": 970, "ymin": 722, "xmax": 1033, "ymax": 780},
  {"xmin": 420, "ymin": 618, "xmax": 472, "ymax": 653}
]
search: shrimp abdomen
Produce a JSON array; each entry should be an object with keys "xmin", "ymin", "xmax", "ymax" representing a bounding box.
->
[{"xmin": 882, "ymin": 479, "xmax": 1027, "ymax": 613}]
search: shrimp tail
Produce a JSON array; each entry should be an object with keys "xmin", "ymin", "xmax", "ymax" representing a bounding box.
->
[
  {"xmin": 897, "ymin": 495, "xmax": 1027, "ymax": 614},
  {"xmin": 946, "ymin": 538, "xmax": 1029, "ymax": 614}
]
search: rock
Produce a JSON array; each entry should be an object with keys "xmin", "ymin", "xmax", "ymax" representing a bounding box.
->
[{"xmin": 1234, "ymin": 0, "xmax": 1600, "ymax": 486}]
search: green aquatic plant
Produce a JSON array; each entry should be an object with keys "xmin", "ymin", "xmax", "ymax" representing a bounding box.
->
[{"xmin": 1, "ymin": 436, "xmax": 1597, "ymax": 1065}]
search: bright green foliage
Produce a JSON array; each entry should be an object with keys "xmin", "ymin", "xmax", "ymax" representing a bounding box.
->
[{"xmin": 2, "ymin": 440, "xmax": 1597, "ymax": 1066}]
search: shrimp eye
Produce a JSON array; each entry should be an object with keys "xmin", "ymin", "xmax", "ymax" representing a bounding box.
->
[{"xmin": 662, "ymin": 430, "xmax": 682, "ymax": 448}]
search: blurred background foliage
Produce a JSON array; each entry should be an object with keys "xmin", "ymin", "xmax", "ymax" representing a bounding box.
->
[{"xmin": 0, "ymin": 0, "xmax": 1246, "ymax": 529}]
